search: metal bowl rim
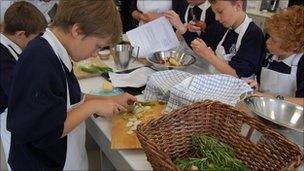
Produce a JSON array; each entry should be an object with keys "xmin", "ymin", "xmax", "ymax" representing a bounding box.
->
[
  {"xmin": 147, "ymin": 52, "xmax": 196, "ymax": 69},
  {"xmin": 244, "ymin": 96, "xmax": 304, "ymax": 132}
]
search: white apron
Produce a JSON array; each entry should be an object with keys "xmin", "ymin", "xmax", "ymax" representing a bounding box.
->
[
  {"xmin": 60, "ymin": 63, "xmax": 88, "ymax": 170},
  {"xmin": 209, "ymin": 15, "xmax": 252, "ymax": 75},
  {"xmin": 259, "ymin": 53, "xmax": 304, "ymax": 148},
  {"xmin": 0, "ymin": 109, "xmax": 11, "ymax": 170},
  {"xmin": 259, "ymin": 53, "xmax": 303, "ymax": 96},
  {"xmin": 137, "ymin": 0, "xmax": 172, "ymax": 25}
]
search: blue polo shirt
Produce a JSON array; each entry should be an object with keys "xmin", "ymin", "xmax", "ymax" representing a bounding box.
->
[{"xmin": 7, "ymin": 36, "xmax": 81, "ymax": 170}]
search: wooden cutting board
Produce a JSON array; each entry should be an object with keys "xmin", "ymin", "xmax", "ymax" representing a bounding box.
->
[
  {"xmin": 73, "ymin": 57, "xmax": 108, "ymax": 79},
  {"xmin": 111, "ymin": 102, "xmax": 166, "ymax": 149}
]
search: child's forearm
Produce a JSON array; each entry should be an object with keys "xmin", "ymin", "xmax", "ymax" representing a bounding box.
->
[
  {"xmin": 203, "ymin": 53, "xmax": 238, "ymax": 78},
  {"xmin": 284, "ymin": 97, "xmax": 303, "ymax": 106},
  {"xmin": 61, "ymin": 101, "xmax": 96, "ymax": 137}
]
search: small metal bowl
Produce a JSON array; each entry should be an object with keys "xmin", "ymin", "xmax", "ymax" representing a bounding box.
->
[
  {"xmin": 147, "ymin": 50, "xmax": 196, "ymax": 70},
  {"xmin": 244, "ymin": 96, "xmax": 303, "ymax": 132},
  {"xmin": 98, "ymin": 49, "xmax": 110, "ymax": 60}
]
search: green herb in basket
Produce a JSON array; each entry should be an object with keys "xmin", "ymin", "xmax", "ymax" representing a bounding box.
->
[{"xmin": 175, "ymin": 134, "xmax": 248, "ymax": 171}]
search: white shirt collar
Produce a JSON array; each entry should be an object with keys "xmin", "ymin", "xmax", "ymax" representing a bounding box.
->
[
  {"xmin": 0, "ymin": 33, "xmax": 22, "ymax": 60},
  {"xmin": 189, "ymin": 1, "xmax": 210, "ymax": 11},
  {"xmin": 42, "ymin": 28, "xmax": 73, "ymax": 71},
  {"xmin": 272, "ymin": 53, "xmax": 304, "ymax": 67},
  {"xmin": 234, "ymin": 15, "xmax": 250, "ymax": 34},
  {"xmin": 198, "ymin": 1, "xmax": 210, "ymax": 11}
]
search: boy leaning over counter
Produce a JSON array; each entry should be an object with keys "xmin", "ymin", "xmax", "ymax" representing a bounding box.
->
[{"xmin": 190, "ymin": 0, "xmax": 266, "ymax": 79}]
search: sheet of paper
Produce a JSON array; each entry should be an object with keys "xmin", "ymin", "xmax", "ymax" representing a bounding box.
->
[
  {"xmin": 109, "ymin": 67, "xmax": 156, "ymax": 88},
  {"xmin": 126, "ymin": 17, "xmax": 179, "ymax": 58}
]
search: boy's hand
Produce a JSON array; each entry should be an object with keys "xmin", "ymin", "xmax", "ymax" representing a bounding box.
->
[
  {"xmin": 142, "ymin": 12, "xmax": 162, "ymax": 23},
  {"xmin": 188, "ymin": 21, "xmax": 206, "ymax": 32},
  {"xmin": 246, "ymin": 79, "xmax": 258, "ymax": 90},
  {"xmin": 252, "ymin": 91, "xmax": 275, "ymax": 99},
  {"xmin": 93, "ymin": 100, "xmax": 126, "ymax": 118},
  {"xmin": 191, "ymin": 38, "xmax": 214, "ymax": 58},
  {"xmin": 112, "ymin": 93, "xmax": 137, "ymax": 107},
  {"xmin": 164, "ymin": 10, "xmax": 187, "ymax": 34}
]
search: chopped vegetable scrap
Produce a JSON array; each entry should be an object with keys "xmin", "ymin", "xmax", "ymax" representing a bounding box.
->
[{"xmin": 122, "ymin": 102, "xmax": 155, "ymax": 134}]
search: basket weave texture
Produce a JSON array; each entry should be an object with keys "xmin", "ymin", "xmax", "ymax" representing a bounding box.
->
[{"xmin": 137, "ymin": 101, "xmax": 303, "ymax": 171}]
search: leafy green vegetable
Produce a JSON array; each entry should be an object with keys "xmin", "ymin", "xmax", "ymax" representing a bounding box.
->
[
  {"xmin": 79, "ymin": 65, "xmax": 112, "ymax": 74},
  {"xmin": 175, "ymin": 134, "xmax": 248, "ymax": 171}
]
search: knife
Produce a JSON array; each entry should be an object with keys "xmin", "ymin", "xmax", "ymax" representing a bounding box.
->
[{"xmin": 93, "ymin": 101, "xmax": 155, "ymax": 118}]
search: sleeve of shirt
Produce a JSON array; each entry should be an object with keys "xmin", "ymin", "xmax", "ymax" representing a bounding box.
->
[
  {"xmin": 172, "ymin": 0, "xmax": 188, "ymax": 23},
  {"xmin": 130, "ymin": 0, "xmax": 138, "ymax": 13},
  {"xmin": 296, "ymin": 56, "xmax": 304, "ymax": 97},
  {"xmin": 183, "ymin": 22, "xmax": 226, "ymax": 51},
  {"xmin": 0, "ymin": 49, "xmax": 16, "ymax": 96},
  {"xmin": 183, "ymin": 31, "xmax": 200, "ymax": 48},
  {"xmin": 7, "ymin": 51, "xmax": 67, "ymax": 149},
  {"xmin": 229, "ymin": 26, "xmax": 266, "ymax": 78}
]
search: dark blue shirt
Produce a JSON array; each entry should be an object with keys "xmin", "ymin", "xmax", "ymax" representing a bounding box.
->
[
  {"xmin": 223, "ymin": 22, "xmax": 266, "ymax": 78},
  {"xmin": 183, "ymin": 6, "xmax": 223, "ymax": 49},
  {"xmin": 0, "ymin": 43, "xmax": 17, "ymax": 114},
  {"xmin": 7, "ymin": 37, "xmax": 81, "ymax": 170}
]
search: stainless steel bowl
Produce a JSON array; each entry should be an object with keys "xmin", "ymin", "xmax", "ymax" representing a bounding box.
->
[
  {"xmin": 147, "ymin": 50, "xmax": 196, "ymax": 70},
  {"xmin": 244, "ymin": 96, "xmax": 303, "ymax": 132}
]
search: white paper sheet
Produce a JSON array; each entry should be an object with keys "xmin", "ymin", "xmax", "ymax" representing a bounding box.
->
[
  {"xmin": 126, "ymin": 17, "xmax": 179, "ymax": 58},
  {"xmin": 109, "ymin": 67, "xmax": 156, "ymax": 88}
]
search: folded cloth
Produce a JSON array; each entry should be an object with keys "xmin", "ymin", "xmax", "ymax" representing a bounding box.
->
[
  {"xmin": 109, "ymin": 67, "xmax": 155, "ymax": 88},
  {"xmin": 165, "ymin": 74, "xmax": 253, "ymax": 113},
  {"xmin": 143, "ymin": 70, "xmax": 193, "ymax": 102}
]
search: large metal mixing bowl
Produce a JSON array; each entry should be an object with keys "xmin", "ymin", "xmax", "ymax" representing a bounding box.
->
[{"xmin": 244, "ymin": 96, "xmax": 303, "ymax": 132}]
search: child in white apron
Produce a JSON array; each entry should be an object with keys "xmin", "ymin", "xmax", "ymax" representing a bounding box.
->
[
  {"xmin": 7, "ymin": 1, "xmax": 136, "ymax": 170},
  {"xmin": 247, "ymin": 6, "xmax": 304, "ymax": 161},
  {"xmin": 0, "ymin": 2, "xmax": 47, "ymax": 170},
  {"xmin": 248, "ymin": 5, "xmax": 304, "ymax": 107},
  {"xmin": 190, "ymin": 0, "xmax": 266, "ymax": 79}
]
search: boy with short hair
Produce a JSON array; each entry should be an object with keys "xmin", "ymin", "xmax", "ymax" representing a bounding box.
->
[
  {"xmin": 190, "ymin": 0, "xmax": 266, "ymax": 79},
  {"xmin": 0, "ymin": 1, "xmax": 47, "ymax": 169},
  {"xmin": 7, "ymin": 0, "xmax": 136, "ymax": 170}
]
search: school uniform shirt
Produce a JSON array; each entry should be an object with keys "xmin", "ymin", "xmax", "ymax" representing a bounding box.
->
[
  {"xmin": 260, "ymin": 54, "xmax": 304, "ymax": 97},
  {"xmin": 7, "ymin": 35, "xmax": 81, "ymax": 170},
  {"xmin": 182, "ymin": 2, "xmax": 221, "ymax": 49},
  {"xmin": 0, "ymin": 33, "xmax": 21, "ymax": 114},
  {"xmin": 182, "ymin": 1, "xmax": 215, "ymax": 25},
  {"xmin": 222, "ymin": 22, "xmax": 266, "ymax": 78}
]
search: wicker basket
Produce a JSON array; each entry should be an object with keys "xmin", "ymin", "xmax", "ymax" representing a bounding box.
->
[{"xmin": 137, "ymin": 101, "xmax": 303, "ymax": 171}]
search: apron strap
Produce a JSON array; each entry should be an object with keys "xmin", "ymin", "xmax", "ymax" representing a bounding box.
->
[{"xmin": 290, "ymin": 53, "xmax": 303, "ymax": 75}]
